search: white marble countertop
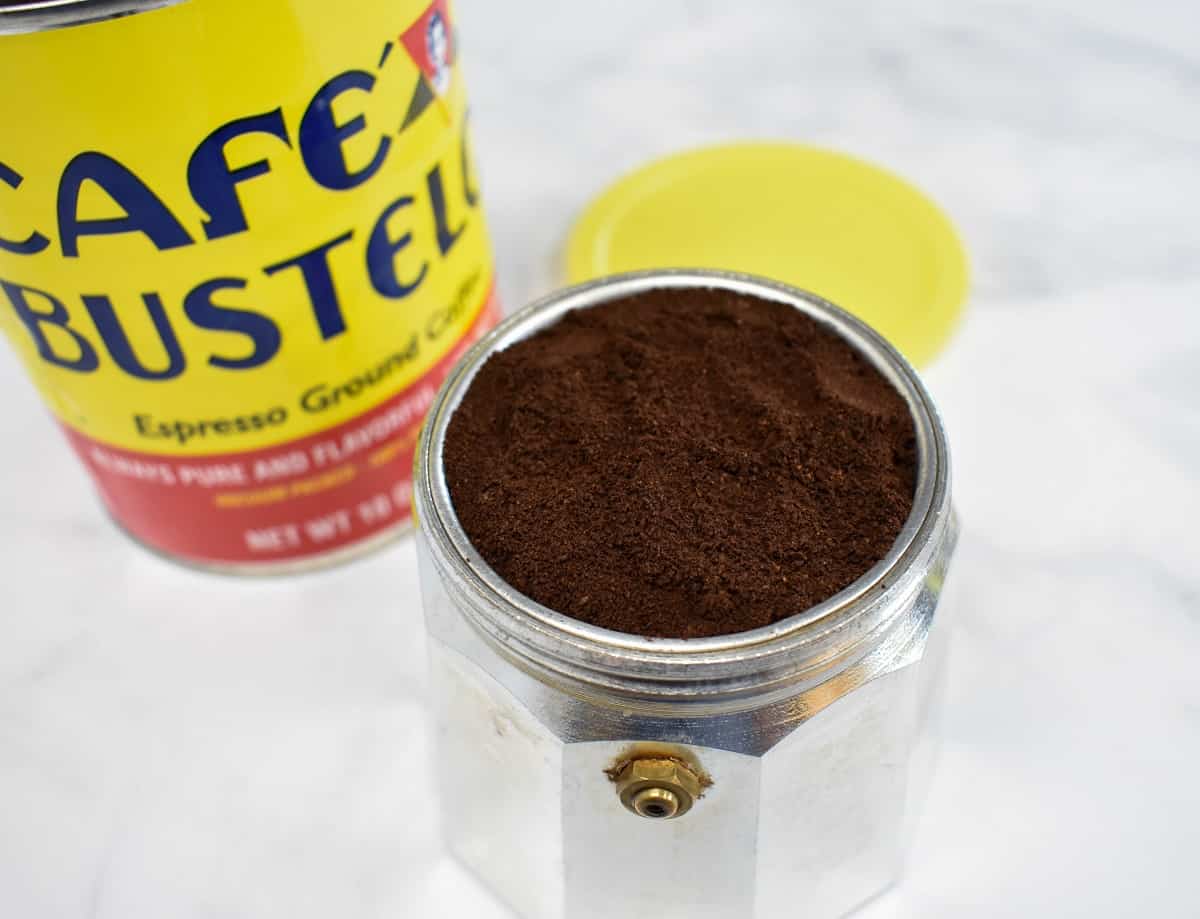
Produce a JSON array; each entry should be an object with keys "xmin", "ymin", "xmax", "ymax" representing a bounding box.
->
[{"xmin": 2, "ymin": 0, "xmax": 1198, "ymax": 916}]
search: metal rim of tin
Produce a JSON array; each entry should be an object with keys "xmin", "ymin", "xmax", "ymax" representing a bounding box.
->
[
  {"xmin": 415, "ymin": 269, "xmax": 953, "ymax": 706},
  {"xmin": 0, "ymin": 0, "xmax": 183, "ymax": 34}
]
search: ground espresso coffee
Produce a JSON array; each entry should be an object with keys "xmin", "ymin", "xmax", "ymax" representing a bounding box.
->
[{"xmin": 444, "ymin": 288, "xmax": 917, "ymax": 639}]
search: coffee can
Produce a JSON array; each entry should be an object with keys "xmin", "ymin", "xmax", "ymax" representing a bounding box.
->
[
  {"xmin": 0, "ymin": 0, "xmax": 499, "ymax": 572},
  {"xmin": 414, "ymin": 270, "xmax": 957, "ymax": 919}
]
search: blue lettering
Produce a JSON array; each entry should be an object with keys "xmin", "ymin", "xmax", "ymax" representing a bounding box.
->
[
  {"xmin": 299, "ymin": 71, "xmax": 391, "ymax": 191},
  {"xmin": 58, "ymin": 152, "xmax": 193, "ymax": 257},
  {"xmin": 426, "ymin": 163, "xmax": 464, "ymax": 256},
  {"xmin": 188, "ymin": 109, "xmax": 291, "ymax": 241},
  {"xmin": 184, "ymin": 278, "xmax": 282, "ymax": 370},
  {"xmin": 263, "ymin": 231, "xmax": 354, "ymax": 340},
  {"xmin": 366, "ymin": 196, "xmax": 427, "ymax": 299},
  {"xmin": 82, "ymin": 292, "xmax": 186, "ymax": 380},
  {"xmin": 1, "ymin": 279, "xmax": 98, "ymax": 371},
  {"xmin": 0, "ymin": 162, "xmax": 50, "ymax": 256}
]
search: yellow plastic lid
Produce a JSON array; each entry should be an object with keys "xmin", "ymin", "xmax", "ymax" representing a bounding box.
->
[{"xmin": 565, "ymin": 143, "xmax": 969, "ymax": 367}]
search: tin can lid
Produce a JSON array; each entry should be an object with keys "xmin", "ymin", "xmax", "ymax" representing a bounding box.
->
[{"xmin": 564, "ymin": 143, "xmax": 969, "ymax": 367}]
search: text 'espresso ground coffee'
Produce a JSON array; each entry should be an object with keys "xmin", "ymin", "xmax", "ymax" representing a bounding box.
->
[{"xmin": 444, "ymin": 288, "xmax": 917, "ymax": 638}]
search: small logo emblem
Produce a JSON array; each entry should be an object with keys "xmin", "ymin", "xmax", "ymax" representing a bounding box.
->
[
  {"xmin": 426, "ymin": 10, "xmax": 451, "ymax": 95},
  {"xmin": 401, "ymin": 0, "xmax": 456, "ymax": 100}
]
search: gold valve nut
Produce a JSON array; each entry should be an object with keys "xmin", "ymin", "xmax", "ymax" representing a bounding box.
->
[{"xmin": 613, "ymin": 757, "xmax": 705, "ymax": 820}]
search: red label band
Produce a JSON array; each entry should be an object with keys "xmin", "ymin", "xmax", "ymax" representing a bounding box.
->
[{"xmin": 60, "ymin": 289, "xmax": 500, "ymax": 568}]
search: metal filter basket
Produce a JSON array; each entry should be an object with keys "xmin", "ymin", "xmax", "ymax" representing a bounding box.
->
[{"xmin": 413, "ymin": 270, "xmax": 957, "ymax": 919}]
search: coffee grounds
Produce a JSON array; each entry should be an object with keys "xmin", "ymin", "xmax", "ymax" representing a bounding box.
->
[{"xmin": 444, "ymin": 287, "xmax": 916, "ymax": 639}]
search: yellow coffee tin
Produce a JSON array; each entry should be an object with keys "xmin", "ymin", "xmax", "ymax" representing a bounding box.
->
[{"xmin": 0, "ymin": 0, "xmax": 499, "ymax": 571}]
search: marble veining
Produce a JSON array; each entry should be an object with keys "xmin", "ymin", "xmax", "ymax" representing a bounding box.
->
[{"xmin": 1, "ymin": 0, "xmax": 1197, "ymax": 915}]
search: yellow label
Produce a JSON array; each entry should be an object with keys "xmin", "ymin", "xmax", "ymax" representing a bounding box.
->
[{"xmin": 0, "ymin": 0, "xmax": 494, "ymax": 454}]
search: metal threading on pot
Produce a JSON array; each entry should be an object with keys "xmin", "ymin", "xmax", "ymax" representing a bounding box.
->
[{"xmin": 415, "ymin": 269, "xmax": 954, "ymax": 718}]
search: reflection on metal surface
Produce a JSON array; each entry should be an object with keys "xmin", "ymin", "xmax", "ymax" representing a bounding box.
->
[{"xmin": 415, "ymin": 271, "xmax": 958, "ymax": 918}]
